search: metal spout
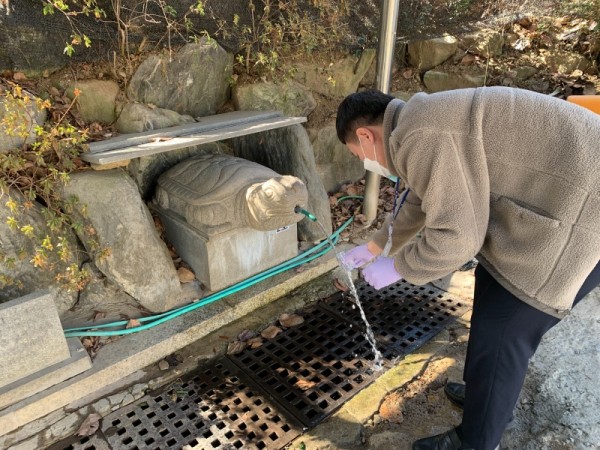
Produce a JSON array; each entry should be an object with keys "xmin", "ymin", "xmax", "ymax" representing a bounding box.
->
[{"xmin": 294, "ymin": 206, "xmax": 317, "ymax": 222}]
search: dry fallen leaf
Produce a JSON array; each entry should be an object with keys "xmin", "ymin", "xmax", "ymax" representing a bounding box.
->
[
  {"xmin": 379, "ymin": 391, "xmax": 404, "ymax": 424},
  {"xmin": 237, "ymin": 329, "xmax": 256, "ymax": 342},
  {"xmin": 82, "ymin": 337, "xmax": 95, "ymax": 350},
  {"xmin": 460, "ymin": 54, "xmax": 477, "ymax": 65},
  {"xmin": 227, "ymin": 340, "xmax": 247, "ymax": 355},
  {"xmin": 279, "ymin": 313, "xmax": 304, "ymax": 328},
  {"xmin": 93, "ymin": 311, "xmax": 106, "ymax": 322},
  {"xmin": 333, "ymin": 278, "xmax": 349, "ymax": 292},
  {"xmin": 177, "ymin": 267, "xmax": 196, "ymax": 283},
  {"xmin": 13, "ymin": 72, "xmax": 27, "ymax": 81},
  {"xmin": 261, "ymin": 325, "xmax": 283, "ymax": 339},
  {"xmin": 158, "ymin": 360, "xmax": 170, "ymax": 370},
  {"xmin": 77, "ymin": 413, "xmax": 101, "ymax": 437},
  {"xmin": 355, "ymin": 214, "xmax": 367, "ymax": 224},
  {"xmin": 401, "ymin": 68, "xmax": 413, "ymax": 79},
  {"xmin": 346, "ymin": 185, "xmax": 359, "ymax": 196},
  {"xmin": 247, "ymin": 337, "xmax": 264, "ymax": 349},
  {"xmin": 49, "ymin": 86, "xmax": 61, "ymax": 97},
  {"xmin": 126, "ymin": 319, "xmax": 141, "ymax": 329},
  {"xmin": 295, "ymin": 379, "xmax": 317, "ymax": 390}
]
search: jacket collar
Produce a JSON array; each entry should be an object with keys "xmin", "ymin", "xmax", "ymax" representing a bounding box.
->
[{"xmin": 382, "ymin": 98, "xmax": 405, "ymax": 177}]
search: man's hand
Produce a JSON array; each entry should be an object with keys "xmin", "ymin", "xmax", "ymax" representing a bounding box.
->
[
  {"xmin": 338, "ymin": 244, "xmax": 376, "ymax": 270},
  {"xmin": 362, "ymin": 257, "xmax": 402, "ymax": 290}
]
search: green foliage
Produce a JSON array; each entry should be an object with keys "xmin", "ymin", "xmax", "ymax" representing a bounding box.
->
[
  {"xmin": 0, "ymin": 84, "xmax": 104, "ymax": 292},
  {"xmin": 39, "ymin": 0, "xmax": 349, "ymax": 76},
  {"xmin": 214, "ymin": 0, "xmax": 351, "ymax": 76},
  {"xmin": 449, "ymin": 0, "xmax": 473, "ymax": 17},
  {"xmin": 42, "ymin": 0, "xmax": 105, "ymax": 56}
]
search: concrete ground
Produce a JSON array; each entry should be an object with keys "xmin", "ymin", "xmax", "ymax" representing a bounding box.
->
[
  {"xmin": 296, "ymin": 281, "xmax": 600, "ymax": 450},
  {"xmin": 11, "ymin": 257, "xmax": 600, "ymax": 450},
  {"xmin": 40, "ymin": 266, "xmax": 476, "ymax": 450},
  {"xmin": 293, "ymin": 269, "xmax": 475, "ymax": 450}
]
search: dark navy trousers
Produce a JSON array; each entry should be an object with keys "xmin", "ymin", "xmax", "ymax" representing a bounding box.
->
[{"xmin": 459, "ymin": 261, "xmax": 600, "ymax": 450}]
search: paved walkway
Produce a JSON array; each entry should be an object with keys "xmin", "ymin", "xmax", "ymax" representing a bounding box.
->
[{"xmin": 47, "ymin": 269, "xmax": 475, "ymax": 450}]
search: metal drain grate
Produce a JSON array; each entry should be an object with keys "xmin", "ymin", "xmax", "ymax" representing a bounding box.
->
[
  {"xmin": 54, "ymin": 279, "xmax": 470, "ymax": 450},
  {"xmin": 101, "ymin": 358, "xmax": 302, "ymax": 450},
  {"xmin": 319, "ymin": 280, "xmax": 470, "ymax": 360},
  {"xmin": 227, "ymin": 305, "xmax": 382, "ymax": 427}
]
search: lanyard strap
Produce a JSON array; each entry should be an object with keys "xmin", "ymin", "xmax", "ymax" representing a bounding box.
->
[
  {"xmin": 392, "ymin": 179, "xmax": 410, "ymax": 219},
  {"xmin": 383, "ymin": 180, "xmax": 410, "ymax": 257}
]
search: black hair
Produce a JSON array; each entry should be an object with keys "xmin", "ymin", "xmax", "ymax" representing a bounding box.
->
[{"xmin": 335, "ymin": 89, "xmax": 395, "ymax": 144}]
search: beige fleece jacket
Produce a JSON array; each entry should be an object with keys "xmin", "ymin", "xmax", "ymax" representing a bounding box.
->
[{"xmin": 372, "ymin": 87, "xmax": 600, "ymax": 318}]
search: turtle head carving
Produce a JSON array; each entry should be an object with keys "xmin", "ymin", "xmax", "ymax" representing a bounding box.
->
[{"xmin": 245, "ymin": 175, "xmax": 308, "ymax": 231}]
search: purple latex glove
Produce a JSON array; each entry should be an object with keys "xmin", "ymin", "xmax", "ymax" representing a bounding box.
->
[
  {"xmin": 362, "ymin": 257, "xmax": 402, "ymax": 290},
  {"xmin": 338, "ymin": 244, "xmax": 376, "ymax": 270}
]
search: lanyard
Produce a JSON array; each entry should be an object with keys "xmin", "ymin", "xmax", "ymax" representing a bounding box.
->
[
  {"xmin": 392, "ymin": 179, "xmax": 410, "ymax": 219},
  {"xmin": 383, "ymin": 180, "xmax": 410, "ymax": 256}
]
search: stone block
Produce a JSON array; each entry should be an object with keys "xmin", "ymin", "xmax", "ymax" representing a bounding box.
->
[
  {"xmin": 0, "ymin": 338, "xmax": 92, "ymax": 409},
  {"xmin": 0, "ymin": 291, "xmax": 70, "ymax": 388},
  {"xmin": 157, "ymin": 207, "xmax": 298, "ymax": 292}
]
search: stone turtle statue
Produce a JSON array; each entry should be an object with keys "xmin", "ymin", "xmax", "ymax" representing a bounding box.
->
[{"xmin": 154, "ymin": 153, "xmax": 308, "ymax": 236}]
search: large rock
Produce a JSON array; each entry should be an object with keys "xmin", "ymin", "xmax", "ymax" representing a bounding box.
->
[
  {"xmin": 502, "ymin": 289, "xmax": 600, "ymax": 449},
  {"xmin": 459, "ymin": 29, "xmax": 504, "ymax": 58},
  {"xmin": 292, "ymin": 49, "xmax": 376, "ymax": 98},
  {"xmin": 423, "ymin": 70, "xmax": 486, "ymax": 92},
  {"xmin": 66, "ymin": 80, "xmax": 120, "ymax": 124},
  {"xmin": 408, "ymin": 36, "xmax": 459, "ymax": 71},
  {"xmin": 514, "ymin": 66, "xmax": 538, "ymax": 81},
  {"xmin": 309, "ymin": 126, "xmax": 364, "ymax": 193},
  {"xmin": 128, "ymin": 142, "xmax": 230, "ymax": 199},
  {"xmin": 231, "ymin": 125, "xmax": 332, "ymax": 242},
  {"xmin": 0, "ymin": 90, "xmax": 47, "ymax": 153},
  {"xmin": 60, "ymin": 170, "xmax": 183, "ymax": 312},
  {"xmin": 540, "ymin": 50, "xmax": 592, "ymax": 74},
  {"xmin": 128, "ymin": 40, "xmax": 233, "ymax": 118},
  {"xmin": 0, "ymin": 189, "xmax": 79, "ymax": 314},
  {"xmin": 232, "ymin": 80, "xmax": 316, "ymax": 117},
  {"xmin": 116, "ymin": 102, "xmax": 196, "ymax": 134}
]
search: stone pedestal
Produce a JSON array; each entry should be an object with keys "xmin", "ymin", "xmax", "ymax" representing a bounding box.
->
[
  {"xmin": 158, "ymin": 208, "xmax": 298, "ymax": 291},
  {"xmin": 153, "ymin": 153, "xmax": 306, "ymax": 292},
  {"xmin": 0, "ymin": 291, "xmax": 91, "ymax": 409}
]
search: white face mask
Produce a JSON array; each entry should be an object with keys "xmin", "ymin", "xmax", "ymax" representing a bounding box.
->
[{"xmin": 359, "ymin": 140, "xmax": 398, "ymax": 183}]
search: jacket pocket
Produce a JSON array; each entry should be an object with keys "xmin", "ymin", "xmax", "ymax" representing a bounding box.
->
[{"xmin": 481, "ymin": 195, "xmax": 570, "ymax": 298}]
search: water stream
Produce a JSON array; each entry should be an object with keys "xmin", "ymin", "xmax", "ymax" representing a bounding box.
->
[{"xmin": 315, "ymin": 220, "xmax": 385, "ymax": 372}]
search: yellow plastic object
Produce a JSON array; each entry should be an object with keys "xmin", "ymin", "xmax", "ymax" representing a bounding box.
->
[{"xmin": 567, "ymin": 95, "xmax": 600, "ymax": 115}]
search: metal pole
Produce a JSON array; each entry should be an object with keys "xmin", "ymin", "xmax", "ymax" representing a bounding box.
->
[{"xmin": 363, "ymin": 0, "xmax": 400, "ymax": 223}]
